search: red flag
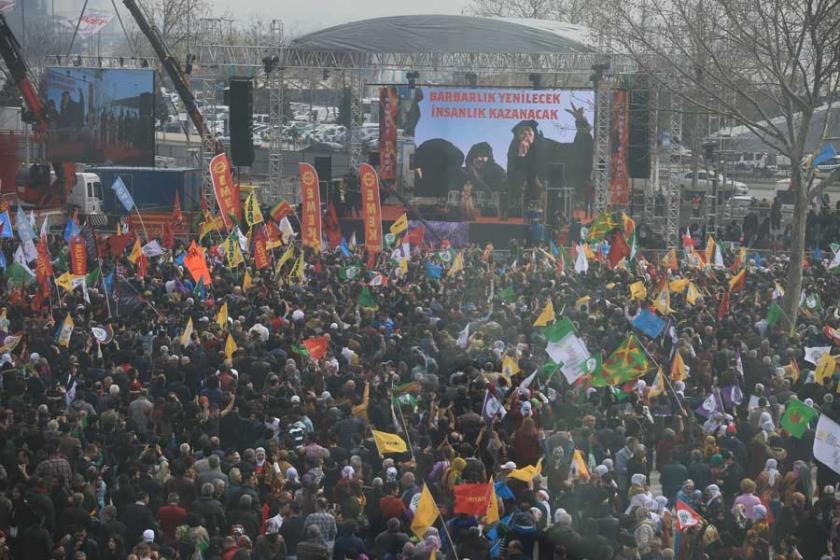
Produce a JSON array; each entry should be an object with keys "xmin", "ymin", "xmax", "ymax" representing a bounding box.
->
[
  {"xmin": 70, "ymin": 235, "xmax": 87, "ymax": 276},
  {"xmin": 200, "ymin": 190, "xmax": 210, "ymax": 215},
  {"xmin": 324, "ymin": 202, "xmax": 343, "ymax": 249},
  {"xmin": 404, "ymin": 226, "xmax": 426, "ymax": 246},
  {"xmin": 729, "ymin": 268, "xmax": 746, "ymax": 293},
  {"xmin": 607, "ymin": 231, "xmax": 630, "ymax": 268},
  {"xmin": 162, "ymin": 222, "xmax": 175, "ymax": 250},
  {"xmin": 302, "ymin": 336, "xmax": 329, "ymax": 360},
  {"xmin": 253, "ymin": 228, "xmax": 270, "ymax": 270},
  {"xmin": 35, "ymin": 238, "xmax": 53, "ymax": 283},
  {"xmin": 718, "ymin": 291, "xmax": 730, "ymax": 321},
  {"xmin": 453, "ymin": 483, "xmax": 491, "ymax": 516},
  {"xmin": 367, "ymin": 251, "xmax": 377, "ymax": 269},
  {"xmin": 137, "ymin": 253, "xmax": 148, "ymax": 278},
  {"xmin": 172, "ymin": 191, "xmax": 184, "ymax": 224},
  {"xmin": 184, "ymin": 241, "xmax": 212, "ymax": 285},
  {"xmin": 674, "ymin": 500, "xmax": 704, "ymax": 531}
]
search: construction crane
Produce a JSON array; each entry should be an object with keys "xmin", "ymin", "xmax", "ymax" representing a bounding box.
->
[
  {"xmin": 122, "ymin": 0, "xmax": 222, "ymax": 156},
  {"xmin": 0, "ymin": 13, "xmax": 48, "ymax": 135}
]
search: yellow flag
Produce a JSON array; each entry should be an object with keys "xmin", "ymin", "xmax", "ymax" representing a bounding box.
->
[
  {"xmin": 671, "ymin": 351, "xmax": 689, "ymax": 381},
  {"xmin": 572, "ymin": 449, "xmax": 590, "ymax": 481},
  {"xmin": 533, "ymin": 300, "xmax": 555, "ymax": 327},
  {"xmin": 216, "ymin": 302, "xmax": 228, "ymax": 329},
  {"xmin": 648, "ymin": 367, "xmax": 666, "ymax": 398},
  {"xmin": 485, "ymin": 477, "xmax": 500, "ymax": 525},
  {"xmin": 508, "ymin": 458, "xmax": 543, "ymax": 484},
  {"xmin": 390, "ymin": 213, "xmax": 408, "ymax": 235},
  {"xmin": 686, "ymin": 282, "xmax": 702, "ymax": 305},
  {"xmin": 399, "ymin": 257, "xmax": 408, "ymax": 276},
  {"xmin": 275, "ymin": 245, "xmax": 295, "ymax": 275},
  {"xmin": 575, "ymin": 295, "xmax": 591, "ymax": 309},
  {"xmin": 816, "ymin": 352, "xmax": 836, "ymax": 385},
  {"xmin": 289, "ymin": 253, "xmax": 305, "ymax": 282},
  {"xmin": 179, "ymin": 317, "xmax": 194, "ymax": 347},
  {"xmin": 226, "ymin": 235, "xmax": 244, "ymax": 268},
  {"xmin": 56, "ymin": 272, "xmax": 75, "ymax": 292},
  {"xmin": 352, "ymin": 382, "xmax": 370, "ymax": 420},
  {"xmin": 224, "ymin": 334, "xmax": 238, "ymax": 360},
  {"xmin": 669, "ymin": 278, "xmax": 689, "ymax": 294},
  {"xmin": 371, "ymin": 430, "xmax": 408, "ymax": 456},
  {"xmin": 630, "ymin": 281, "xmax": 647, "ymax": 301},
  {"xmin": 705, "ymin": 236, "xmax": 716, "ymax": 264},
  {"xmin": 411, "ymin": 484, "xmax": 439, "ymax": 538},
  {"xmin": 242, "ymin": 269, "xmax": 253, "ymax": 291},
  {"xmin": 653, "ymin": 283, "xmax": 671, "ymax": 315},
  {"xmin": 583, "ymin": 243, "xmax": 596, "ymax": 260},
  {"xmin": 57, "ymin": 313, "xmax": 74, "ymax": 347},
  {"xmin": 128, "ymin": 238, "xmax": 143, "ymax": 264},
  {"xmin": 501, "ymin": 355, "xmax": 520, "ymax": 379},
  {"xmin": 244, "ymin": 193, "xmax": 264, "ymax": 227},
  {"xmin": 199, "ymin": 215, "xmax": 224, "ymax": 240},
  {"xmin": 448, "ymin": 252, "xmax": 464, "ymax": 277}
]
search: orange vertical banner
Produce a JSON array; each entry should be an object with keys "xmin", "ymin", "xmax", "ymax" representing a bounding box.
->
[
  {"xmin": 378, "ymin": 87, "xmax": 398, "ymax": 181},
  {"xmin": 253, "ymin": 228, "xmax": 270, "ymax": 270},
  {"xmin": 609, "ymin": 90, "xmax": 630, "ymax": 206},
  {"xmin": 299, "ymin": 162, "xmax": 322, "ymax": 252},
  {"xmin": 70, "ymin": 235, "xmax": 87, "ymax": 276},
  {"xmin": 359, "ymin": 163, "xmax": 383, "ymax": 252},
  {"xmin": 210, "ymin": 153, "xmax": 242, "ymax": 230}
]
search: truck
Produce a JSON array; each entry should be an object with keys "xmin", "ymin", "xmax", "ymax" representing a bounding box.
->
[
  {"xmin": 86, "ymin": 166, "xmax": 201, "ymax": 234},
  {"xmin": 0, "ymin": 13, "xmax": 107, "ymax": 227}
]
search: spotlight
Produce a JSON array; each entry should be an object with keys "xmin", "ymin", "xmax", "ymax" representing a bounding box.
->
[
  {"xmin": 465, "ymin": 72, "xmax": 478, "ymax": 87},
  {"xmin": 262, "ymin": 55, "xmax": 279, "ymax": 75},
  {"xmin": 73, "ymin": 56, "xmax": 82, "ymax": 67},
  {"xmin": 141, "ymin": 59, "xmax": 149, "ymax": 68},
  {"xmin": 185, "ymin": 54, "xmax": 195, "ymax": 75},
  {"xmin": 406, "ymin": 71, "xmax": 420, "ymax": 89},
  {"xmin": 119, "ymin": 57, "xmax": 125, "ymax": 67},
  {"xmin": 528, "ymin": 73, "xmax": 542, "ymax": 89},
  {"xmin": 322, "ymin": 69, "xmax": 330, "ymax": 80}
]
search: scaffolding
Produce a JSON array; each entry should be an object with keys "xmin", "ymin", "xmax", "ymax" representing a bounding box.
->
[
  {"xmin": 265, "ymin": 20, "xmax": 285, "ymax": 201},
  {"xmin": 592, "ymin": 64, "xmax": 612, "ymax": 213},
  {"xmin": 664, "ymin": 93, "xmax": 683, "ymax": 246}
]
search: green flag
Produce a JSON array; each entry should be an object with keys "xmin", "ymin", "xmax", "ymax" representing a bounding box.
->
[
  {"xmin": 780, "ymin": 399, "xmax": 818, "ymax": 438},
  {"xmin": 499, "ymin": 285, "xmax": 515, "ymax": 302},
  {"xmin": 291, "ymin": 342, "xmax": 309, "ymax": 358},
  {"xmin": 537, "ymin": 362, "xmax": 560, "ymax": 382},
  {"xmin": 5, "ymin": 262, "xmax": 35, "ymax": 287},
  {"xmin": 766, "ymin": 302, "xmax": 783, "ymax": 327},
  {"xmin": 392, "ymin": 393, "xmax": 418, "ymax": 408},
  {"xmin": 592, "ymin": 335, "xmax": 651, "ymax": 387},
  {"xmin": 358, "ymin": 287, "xmax": 379, "ymax": 310},
  {"xmin": 802, "ymin": 292, "xmax": 822, "ymax": 311},
  {"xmin": 86, "ymin": 266, "xmax": 101, "ymax": 287},
  {"xmin": 543, "ymin": 317, "xmax": 576, "ymax": 343},
  {"xmin": 339, "ymin": 265, "xmax": 360, "ymax": 281}
]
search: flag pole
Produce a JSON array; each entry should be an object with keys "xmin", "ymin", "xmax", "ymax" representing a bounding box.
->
[
  {"xmin": 394, "ymin": 388, "xmax": 417, "ymax": 463},
  {"xmin": 638, "ymin": 338, "xmax": 688, "ymax": 417}
]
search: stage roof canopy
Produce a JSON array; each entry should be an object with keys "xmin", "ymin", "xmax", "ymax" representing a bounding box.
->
[{"xmin": 290, "ymin": 15, "xmax": 594, "ymax": 55}]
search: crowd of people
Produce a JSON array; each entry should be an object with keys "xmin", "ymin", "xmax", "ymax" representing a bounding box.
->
[{"xmin": 2, "ymin": 209, "xmax": 840, "ymax": 560}]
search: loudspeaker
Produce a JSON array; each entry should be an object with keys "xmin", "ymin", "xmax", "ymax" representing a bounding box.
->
[
  {"xmin": 229, "ymin": 77, "xmax": 254, "ymax": 167},
  {"xmin": 628, "ymin": 87, "xmax": 651, "ymax": 179},
  {"xmin": 368, "ymin": 152, "xmax": 380, "ymax": 167}
]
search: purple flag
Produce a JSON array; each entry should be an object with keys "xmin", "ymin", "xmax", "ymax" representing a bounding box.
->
[{"xmin": 695, "ymin": 391, "xmax": 724, "ymax": 419}]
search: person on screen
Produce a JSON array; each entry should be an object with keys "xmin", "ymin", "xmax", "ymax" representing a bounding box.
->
[
  {"xmin": 399, "ymin": 88, "xmax": 423, "ymax": 136},
  {"xmin": 464, "ymin": 142, "xmax": 506, "ymax": 217},
  {"xmin": 413, "ymin": 138, "xmax": 465, "ymax": 199},
  {"xmin": 504, "ymin": 104, "xmax": 594, "ymax": 219},
  {"xmin": 58, "ymin": 88, "xmax": 85, "ymax": 128},
  {"xmin": 505, "ymin": 119, "xmax": 545, "ymax": 219}
]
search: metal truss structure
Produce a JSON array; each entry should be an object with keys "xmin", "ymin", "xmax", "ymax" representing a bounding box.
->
[
  {"xmin": 592, "ymin": 70, "xmax": 612, "ymax": 213},
  {"xmin": 265, "ymin": 20, "xmax": 285, "ymax": 201},
  {"xmin": 42, "ymin": 54, "xmax": 159, "ymax": 68},
  {"xmin": 664, "ymin": 93, "xmax": 682, "ymax": 246},
  {"xmin": 643, "ymin": 88, "xmax": 659, "ymax": 224}
]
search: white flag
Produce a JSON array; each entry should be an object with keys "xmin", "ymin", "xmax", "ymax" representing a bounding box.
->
[
  {"xmin": 482, "ymin": 390, "xmax": 507, "ymax": 422},
  {"xmin": 278, "ymin": 217, "xmax": 296, "ymax": 243},
  {"xmin": 40, "ymin": 216, "xmax": 49, "ymax": 239},
  {"xmin": 814, "ymin": 415, "xmax": 840, "ymax": 476},
  {"xmin": 714, "ymin": 244, "xmax": 724, "ymax": 268},
  {"xmin": 574, "ymin": 246, "xmax": 588, "ymax": 274},
  {"xmin": 520, "ymin": 369, "xmax": 538, "ymax": 390},
  {"xmin": 456, "ymin": 322, "xmax": 470, "ymax": 349},
  {"xmin": 805, "ymin": 346, "xmax": 832, "ymax": 365},
  {"xmin": 142, "ymin": 240, "xmax": 164, "ymax": 257}
]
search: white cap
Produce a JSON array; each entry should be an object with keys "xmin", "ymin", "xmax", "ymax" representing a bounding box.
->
[
  {"xmin": 292, "ymin": 310, "xmax": 305, "ymax": 321},
  {"xmin": 291, "ymin": 395, "xmax": 301, "ymax": 404},
  {"xmin": 142, "ymin": 530, "xmax": 155, "ymax": 542},
  {"xmin": 501, "ymin": 461, "xmax": 517, "ymax": 471}
]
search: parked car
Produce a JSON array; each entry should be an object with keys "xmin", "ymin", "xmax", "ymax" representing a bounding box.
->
[{"xmin": 677, "ymin": 171, "xmax": 748, "ymax": 196}]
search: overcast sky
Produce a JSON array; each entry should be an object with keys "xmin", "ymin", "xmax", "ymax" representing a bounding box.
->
[{"xmin": 208, "ymin": 0, "xmax": 471, "ymax": 35}]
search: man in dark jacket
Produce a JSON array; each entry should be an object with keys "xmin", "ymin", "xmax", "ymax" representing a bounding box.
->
[
  {"xmin": 374, "ymin": 518, "xmax": 409, "ymax": 559},
  {"xmin": 331, "ymin": 520, "xmax": 366, "ymax": 560},
  {"xmin": 118, "ymin": 491, "xmax": 158, "ymax": 548},
  {"xmin": 189, "ymin": 483, "xmax": 226, "ymax": 538}
]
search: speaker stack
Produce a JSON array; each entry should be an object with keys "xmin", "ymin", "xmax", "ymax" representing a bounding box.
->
[{"xmin": 229, "ymin": 77, "xmax": 255, "ymax": 167}]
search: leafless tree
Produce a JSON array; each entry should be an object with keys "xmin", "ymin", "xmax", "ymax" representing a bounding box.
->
[
  {"xmin": 613, "ymin": 0, "xmax": 840, "ymax": 332},
  {"xmin": 466, "ymin": 0, "xmax": 601, "ymax": 27}
]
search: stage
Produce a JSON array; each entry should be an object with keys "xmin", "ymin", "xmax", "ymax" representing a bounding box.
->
[{"xmin": 339, "ymin": 203, "xmax": 532, "ymax": 249}]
